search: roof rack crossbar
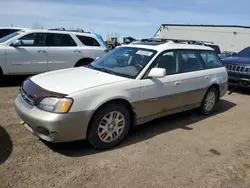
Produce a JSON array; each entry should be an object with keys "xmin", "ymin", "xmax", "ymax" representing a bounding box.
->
[
  {"xmin": 48, "ymin": 28, "xmax": 91, "ymax": 34},
  {"xmin": 140, "ymin": 38, "xmax": 214, "ymax": 45}
]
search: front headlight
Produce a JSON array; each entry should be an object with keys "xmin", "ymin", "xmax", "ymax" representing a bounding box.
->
[{"xmin": 37, "ymin": 97, "xmax": 73, "ymax": 113}]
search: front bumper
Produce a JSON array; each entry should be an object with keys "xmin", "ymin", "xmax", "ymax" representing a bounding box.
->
[
  {"xmin": 228, "ymin": 75, "xmax": 250, "ymax": 85},
  {"xmin": 14, "ymin": 94, "xmax": 92, "ymax": 142}
]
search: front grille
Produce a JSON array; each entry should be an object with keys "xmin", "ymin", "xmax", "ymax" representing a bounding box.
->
[
  {"xmin": 20, "ymin": 88, "xmax": 36, "ymax": 106},
  {"xmin": 225, "ymin": 64, "xmax": 250, "ymax": 74}
]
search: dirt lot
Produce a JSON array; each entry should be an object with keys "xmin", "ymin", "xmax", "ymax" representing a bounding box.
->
[{"xmin": 0, "ymin": 77, "xmax": 250, "ymax": 188}]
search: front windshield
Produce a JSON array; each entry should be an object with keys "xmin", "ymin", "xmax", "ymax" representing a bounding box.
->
[
  {"xmin": 237, "ymin": 47, "xmax": 250, "ymax": 58},
  {"xmin": 0, "ymin": 31, "xmax": 22, "ymax": 43},
  {"xmin": 89, "ymin": 47, "xmax": 157, "ymax": 79}
]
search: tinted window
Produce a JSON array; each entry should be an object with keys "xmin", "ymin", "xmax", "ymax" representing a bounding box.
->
[
  {"xmin": 90, "ymin": 47, "xmax": 157, "ymax": 79},
  {"xmin": 0, "ymin": 31, "xmax": 22, "ymax": 43},
  {"xmin": 76, "ymin": 35, "xmax": 100, "ymax": 46},
  {"xmin": 179, "ymin": 51, "xmax": 203, "ymax": 72},
  {"xmin": 0, "ymin": 29, "xmax": 19, "ymax": 39},
  {"xmin": 18, "ymin": 33, "xmax": 46, "ymax": 46},
  {"xmin": 46, "ymin": 33, "xmax": 76, "ymax": 47},
  {"xmin": 237, "ymin": 47, "xmax": 250, "ymax": 57},
  {"xmin": 205, "ymin": 44, "xmax": 221, "ymax": 54},
  {"xmin": 149, "ymin": 51, "xmax": 179, "ymax": 75},
  {"xmin": 200, "ymin": 51, "xmax": 223, "ymax": 68}
]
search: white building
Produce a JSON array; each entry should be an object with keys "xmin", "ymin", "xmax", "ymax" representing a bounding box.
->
[{"xmin": 154, "ymin": 24, "xmax": 250, "ymax": 52}]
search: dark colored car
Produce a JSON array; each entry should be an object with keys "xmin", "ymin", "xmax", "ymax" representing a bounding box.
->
[
  {"xmin": 222, "ymin": 47, "xmax": 250, "ymax": 86},
  {"xmin": 219, "ymin": 51, "xmax": 237, "ymax": 59}
]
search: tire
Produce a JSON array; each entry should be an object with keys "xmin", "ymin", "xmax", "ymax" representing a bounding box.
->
[
  {"xmin": 199, "ymin": 87, "xmax": 219, "ymax": 115},
  {"xmin": 87, "ymin": 104, "xmax": 131, "ymax": 150},
  {"xmin": 107, "ymin": 44, "xmax": 113, "ymax": 50},
  {"xmin": 75, "ymin": 59, "xmax": 93, "ymax": 67}
]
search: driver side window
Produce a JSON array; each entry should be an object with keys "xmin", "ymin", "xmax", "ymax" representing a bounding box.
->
[
  {"xmin": 18, "ymin": 33, "xmax": 46, "ymax": 47},
  {"xmin": 144, "ymin": 51, "xmax": 179, "ymax": 78}
]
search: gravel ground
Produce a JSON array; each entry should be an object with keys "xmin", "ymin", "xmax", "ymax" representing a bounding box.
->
[{"xmin": 0, "ymin": 76, "xmax": 250, "ymax": 188}]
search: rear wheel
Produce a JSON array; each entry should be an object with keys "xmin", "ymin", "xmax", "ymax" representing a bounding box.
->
[
  {"xmin": 75, "ymin": 59, "xmax": 93, "ymax": 67},
  {"xmin": 199, "ymin": 87, "xmax": 219, "ymax": 115},
  {"xmin": 87, "ymin": 104, "xmax": 130, "ymax": 149},
  {"xmin": 107, "ymin": 44, "xmax": 113, "ymax": 50}
]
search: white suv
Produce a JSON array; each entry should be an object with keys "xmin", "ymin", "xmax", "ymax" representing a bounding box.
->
[
  {"xmin": 0, "ymin": 29, "xmax": 108, "ymax": 75},
  {"xmin": 0, "ymin": 27, "xmax": 25, "ymax": 39},
  {"xmin": 15, "ymin": 38, "xmax": 228, "ymax": 149}
]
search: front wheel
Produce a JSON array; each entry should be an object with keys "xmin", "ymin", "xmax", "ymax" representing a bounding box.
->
[
  {"xmin": 199, "ymin": 87, "xmax": 219, "ymax": 115},
  {"xmin": 87, "ymin": 104, "xmax": 130, "ymax": 149}
]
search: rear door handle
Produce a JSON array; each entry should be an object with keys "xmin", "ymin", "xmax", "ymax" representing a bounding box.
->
[
  {"xmin": 175, "ymin": 81, "xmax": 182, "ymax": 86},
  {"xmin": 38, "ymin": 50, "xmax": 46, "ymax": 53}
]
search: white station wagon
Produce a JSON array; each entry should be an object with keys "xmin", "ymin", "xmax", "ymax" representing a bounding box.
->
[{"xmin": 15, "ymin": 38, "xmax": 228, "ymax": 149}]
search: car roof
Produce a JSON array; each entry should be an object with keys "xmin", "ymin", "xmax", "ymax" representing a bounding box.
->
[
  {"xmin": 21, "ymin": 29, "xmax": 96, "ymax": 37},
  {"xmin": 0, "ymin": 27, "xmax": 28, "ymax": 30},
  {"xmin": 125, "ymin": 41, "xmax": 214, "ymax": 52}
]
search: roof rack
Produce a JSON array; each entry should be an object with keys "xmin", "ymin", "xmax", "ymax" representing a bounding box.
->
[
  {"xmin": 48, "ymin": 28, "xmax": 91, "ymax": 33},
  {"xmin": 141, "ymin": 37, "xmax": 214, "ymax": 45}
]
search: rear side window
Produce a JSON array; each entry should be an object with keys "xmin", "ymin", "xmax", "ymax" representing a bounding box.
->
[
  {"xmin": 76, "ymin": 35, "xmax": 100, "ymax": 46},
  {"xmin": 178, "ymin": 51, "xmax": 204, "ymax": 73},
  {"xmin": 205, "ymin": 44, "xmax": 221, "ymax": 54},
  {"xmin": 46, "ymin": 33, "xmax": 77, "ymax": 47},
  {"xmin": 199, "ymin": 51, "xmax": 223, "ymax": 68}
]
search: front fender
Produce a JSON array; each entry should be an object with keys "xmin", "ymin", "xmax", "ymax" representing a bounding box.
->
[
  {"xmin": 68, "ymin": 80, "xmax": 141, "ymax": 113},
  {"xmin": 0, "ymin": 49, "xmax": 8, "ymax": 74}
]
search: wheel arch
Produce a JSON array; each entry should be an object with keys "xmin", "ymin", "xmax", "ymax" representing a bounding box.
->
[
  {"xmin": 206, "ymin": 84, "xmax": 220, "ymax": 102},
  {"xmin": 87, "ymin": 98, "xmax": 136, "ymax": 136},
  {"xmin": 74, "ymin": 58, "xmax": 94, "ymax": 67}
]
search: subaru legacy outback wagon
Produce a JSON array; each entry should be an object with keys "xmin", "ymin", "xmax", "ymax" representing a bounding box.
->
[{"xmin": 15, "ymin": 38, "xmax": 228, "ymax": 149}]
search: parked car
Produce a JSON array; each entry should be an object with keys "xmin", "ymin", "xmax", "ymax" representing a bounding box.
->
[
  {"xmin": 15, "ymin": 39, "xmax": 228, "ymax": 149},
  {"xmin": 0, "ymin": 28, "xmax": 108, "ymax": 76},
  {"xmin": 222, "ymin": 46, "xmax": 250, "ymax": 86},
  {"xmin": 0, "ymin": 27, "xmax": 25, "ymax": 39},
  {"xmin": 219, "ymin": 51, "xmax": 237, "ymax": 59}
]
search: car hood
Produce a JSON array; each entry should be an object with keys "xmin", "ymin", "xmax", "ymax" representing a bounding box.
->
[
  {"xmin": 30, "ymin": 67, "xmax": 129, "ymax": 95},
  {"xmin": 222, "ymin": 56, "xmax": 250, "ymax": 64}
]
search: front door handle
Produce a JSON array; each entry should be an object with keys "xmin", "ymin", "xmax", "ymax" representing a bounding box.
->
[
  {"xmin": 204, "ymin": 75, "xmax": 211, "ymax": 80},
  {"xmin": 74, "ymin": 50, "xmax": 81, "ymax": 54},
  {"xmin": 38, "ymin": 50, "xmax": 46, "ymax": 53},
  {"xmin": 175, "ymin": 81, "xmax": 182, "ymax": 86}
]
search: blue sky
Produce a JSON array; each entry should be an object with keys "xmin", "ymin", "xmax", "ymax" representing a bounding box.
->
[{"xmin": 1, "ymin": 0, "xmax": 250, "ymax": 40}]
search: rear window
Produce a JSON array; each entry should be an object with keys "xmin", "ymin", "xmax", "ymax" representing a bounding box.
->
[
  {"xmin": 205, "ymin": 44, "xmax": 221, "ymax": 54},
  {"xmin": 76, "ymin": 35, "xmax": 100, "ymax": 46},
  {"xmin": 199, "ymin": 51, "xmax": 223, "ymax": 68}
]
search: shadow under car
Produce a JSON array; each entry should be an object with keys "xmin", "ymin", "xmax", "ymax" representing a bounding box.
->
[{"xmin": 44, "ymin": 99, "xmax": 236, "ymax": 157}]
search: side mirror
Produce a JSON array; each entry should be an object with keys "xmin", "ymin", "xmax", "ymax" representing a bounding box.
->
[
  {"xmin": 148, "ymin": 68, "xmax": 166, "ymax": 78},
  {"xmin": 12, "ymin": 40, "xmax": 22, "ymax": 47}
]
